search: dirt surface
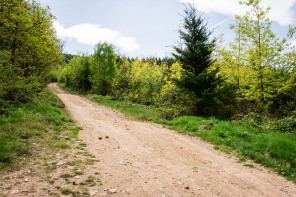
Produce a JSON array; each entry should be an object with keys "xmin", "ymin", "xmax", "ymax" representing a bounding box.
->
[{"xmin": 22, "ymin": 83, "xmax": 296, "ymax": 196}]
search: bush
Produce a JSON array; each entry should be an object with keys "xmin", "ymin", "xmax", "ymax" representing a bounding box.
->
[
  {"xmin": 267, "ymin": 112, "xmax": 296, "ymax": 133},
  {"xmin": 157, "ymin": 62, "xmax": 196, "ymax": 119},
  {"xmin": 0, "ymin": 65, "xmax": 42, "ymax": 114},
  {"xmin": 241, "ymin": 112, "xmax": 264, "ymax": 129}
]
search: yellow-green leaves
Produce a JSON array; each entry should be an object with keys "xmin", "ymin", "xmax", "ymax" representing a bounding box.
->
[
  {"xmin": 0, "ymin": 0, "xmax": 61, "ymax": 113},
  {"xmin": 218, "ymin": 0, "xmax": 296, "ymax": 115},
  {"xmin": 90, "ymin": 42, "xmax": 117, "ymax": 95}
]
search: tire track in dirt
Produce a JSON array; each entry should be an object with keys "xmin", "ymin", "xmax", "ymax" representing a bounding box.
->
[{"xmin": 48, "ymin": 83, "xmax": 296, "ymax": 197}]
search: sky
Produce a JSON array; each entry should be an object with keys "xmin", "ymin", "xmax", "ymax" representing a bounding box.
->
[{"xmin": 38, "ymin": 0, "xmax": 296, "ymax": 58}]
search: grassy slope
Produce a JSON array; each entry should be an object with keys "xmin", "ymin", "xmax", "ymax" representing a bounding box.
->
[
  {"xmin": 58, "ymin": 83, "xmax": 296, "ymax": 183},
  {"xmin": 0, "ymin": 90, "xmax": 81, "ymax": 170},
  {"xmin": 167, "ymin": 116, "xmax": 296, "ymax": 182}
]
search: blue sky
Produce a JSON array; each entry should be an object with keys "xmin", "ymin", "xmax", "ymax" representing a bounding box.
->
[{"xmin": 38, "ymin": 0, "xmax": 296, "ymax": 57}]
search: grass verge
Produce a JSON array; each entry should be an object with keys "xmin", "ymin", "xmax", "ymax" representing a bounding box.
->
[
  {"xmin": 0, "ymin": 90, "xmax": 80, "ymax": 170},
  {"xmin": 91, "ymin": 95, "xmax": 163, "ymax": 121},
  {"xmin": 165, "ymin": 116, "xmax": 296, "ymax": 183},
  {"xmin": 58, "ymin": 83, "xmax": 296, "ymax": 183}
]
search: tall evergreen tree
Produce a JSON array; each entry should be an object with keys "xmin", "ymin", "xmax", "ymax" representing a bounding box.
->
[{"xmin": 172, "ymin": 4, "xmax": 222, "ymax": 114}]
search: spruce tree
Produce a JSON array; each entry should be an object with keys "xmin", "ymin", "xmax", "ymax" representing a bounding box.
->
[{"xmin": 172, "ymin": 4, "xmax": 222, "ymax": 114}]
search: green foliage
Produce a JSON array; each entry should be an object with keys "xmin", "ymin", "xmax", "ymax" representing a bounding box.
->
[
  {"xmin": 267, "ymin": 112, "xmax": 296, "ymax": 133},
  {"xmin": 172, "ymin": 4, "xmax": 222, "ymax": 115},
  {"xmin": 158, "ymin": 62, "xmax": 196, "ymax": 119},
  {"xmin": 0, "ymin": 0, "xmax": 62, "ymax": 113},
  {"xmin": 0, "ymin": 0, "xmax": 62, "ymax": 78},
  {"xmin": 90, "ymin": 42, "xmax": 117, "ymax": 95},
  {"xmin": 56, "ymin": 43, "xmax": 118, "ymax": 95},
  {"xmin": 241, "ymin": 112, "xmax": 264, "ymax": 129},
  {"xmin": 62, "ymin": 54, "xmax": 92, "ymax": 92},
  {"xmin": 53, "ymin": 0, "xmax": 295, "ymax": 138},
  {"xmin": 62, "ymin": 53, "xmax": 76, "ymax": 64},
  {"xmin": 0, "ymin": 64, "xmax": 42, "ymax": 113},
  {"xmin": 123, "ymin": 59, "xmax": 167, "ymax": 105},
  {"xmin": 111, "ymin": 57, "xmax": 169, "ymax": 105},
  {"xmin": 217, "ymin": 0, "xmax": 296, "ymax": 116},
  {"xmin": 112, "ymin": 57, "xmax": 133, "ymax": 99}
]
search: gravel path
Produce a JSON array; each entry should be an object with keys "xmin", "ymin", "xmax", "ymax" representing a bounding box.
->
[{"xmin": 48, "ymin": 83, "xmax": 296, "ymax": 197}]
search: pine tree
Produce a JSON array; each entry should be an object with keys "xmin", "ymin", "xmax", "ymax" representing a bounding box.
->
[{"xmin": 172, "ymin": 4, "xmax": 222, "ymax": 114}]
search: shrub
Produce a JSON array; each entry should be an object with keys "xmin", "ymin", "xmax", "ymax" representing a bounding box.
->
[
  {"xmin": 241, "ymin": 112, "xmax": 264, "ymax": 129},
  {"xmin": 267, "ymin": 112, "xmax": 296, "ymax": 133},
  {"xmin": 158, "ymin": 62, "xmax": 196, "ymax": 119}
]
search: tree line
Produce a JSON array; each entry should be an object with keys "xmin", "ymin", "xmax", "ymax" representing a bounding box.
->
[
  {"xmin": 55, "ymin": 1, "xmax": 295, "ymax": 120},
  {"xmin": 1, "ymin": 0, "xmax": 296, "ymax": 132}
]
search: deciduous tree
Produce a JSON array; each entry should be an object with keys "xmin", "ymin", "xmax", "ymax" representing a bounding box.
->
[{"xmin": 90, "ymin": 42, "xmax": 117, "ymax": 95}]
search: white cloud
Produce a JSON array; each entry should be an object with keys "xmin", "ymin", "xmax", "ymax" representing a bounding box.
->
[
  {"xmin": 179, "ymin": 0, "xmax": 296, "ymax": 25},
  {"xmin": 117, "ymin": 37, "xmax": 141, "ymax": 52},
  {"xmin": 53, "ymin": 22, "xmax": 140, "ymax": 52}
]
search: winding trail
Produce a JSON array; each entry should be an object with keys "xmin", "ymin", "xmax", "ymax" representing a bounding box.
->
[{"xmin": 48, "ymin": 83, "xmax": 296, "ymax": 197}]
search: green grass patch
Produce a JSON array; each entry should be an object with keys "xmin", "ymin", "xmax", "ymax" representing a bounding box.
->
[
  {"xmin": 84, "ymin": 159, "xmax": 99, "ymax": 165},
  {"xmin": 169, "ymin": 116, "xmax": 296, "ymax": 183},
  {"xmin": 61, "ymin": 188, "xmax": 74, "ymax": 195},
  {"xmin": 74, "ymin": 171, "xmax": 83, "ymax": 175},
  {"xmin": 54, "ymin": 141, "xmax": 70, "ymax": 149},
  {"xmin": 244, "ymin": 164, "xmax": 255, "ymax": 168},
  {"xmin": 79, "ymin": 176, "xmax": 101, "ymax": 187},
  {"xmin": 0, "ymin": 89, "xmax": 79, "ymax": 170},
  {"xmin": 91, "ymin": 95, "xmax": 162, "ymax": 121},
  {"xmin": 58, "ymin": 83, "xmax": 85, "ymax": 95},
  {"xmin": 60, "ymin": 173, "xmax": 73, "ymax": 178},
  {"xmin": 162, "ymin": 116, "xmax": 217, "ymax": 133}
]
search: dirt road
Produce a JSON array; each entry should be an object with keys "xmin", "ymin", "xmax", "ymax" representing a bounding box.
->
[{"xmin": 48, "ymin": 83, "xmax": 296, "ymax": 197}]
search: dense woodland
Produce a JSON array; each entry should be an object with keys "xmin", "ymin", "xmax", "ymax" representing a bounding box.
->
[{"xmin": 1, "ymin": 0, "xmax": 296, "ymax": 131}]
